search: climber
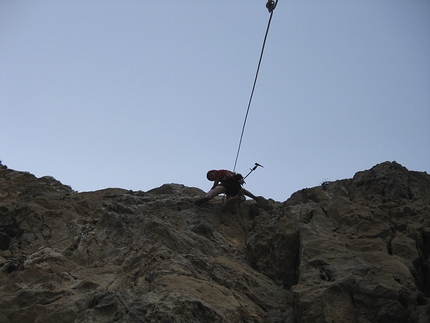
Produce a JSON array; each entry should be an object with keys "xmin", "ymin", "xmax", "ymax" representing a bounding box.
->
[{"xmin": 194, "ymin": 169, "xmax": 262, "ymax": 210}]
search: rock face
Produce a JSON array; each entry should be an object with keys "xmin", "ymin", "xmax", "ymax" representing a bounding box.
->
[{"xmin": 0, "ymin": 161, "xmax": 429, "ymax": 323}]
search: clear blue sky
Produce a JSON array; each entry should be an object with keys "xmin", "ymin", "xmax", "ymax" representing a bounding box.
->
[{"xmin": 1, "ymin": 1, "xmax": 429, "ymax": 202}]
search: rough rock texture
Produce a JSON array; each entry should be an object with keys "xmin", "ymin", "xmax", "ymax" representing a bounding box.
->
[{"xmin": 0, "ymin": 161, "xmax": 429, "ymax": 323}]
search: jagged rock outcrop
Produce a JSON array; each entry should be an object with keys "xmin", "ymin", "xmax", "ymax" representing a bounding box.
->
[{"xmin": 0, "ymin": 161, "xmax": 429, "ymax": 322}]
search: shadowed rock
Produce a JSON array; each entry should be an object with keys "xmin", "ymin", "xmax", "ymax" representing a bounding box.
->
[{"xmin": 0, "ymin": 161, "xmax": 429, "ymax": 322}]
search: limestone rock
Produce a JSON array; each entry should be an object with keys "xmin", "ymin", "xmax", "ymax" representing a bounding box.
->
[{"xmin": 0, "ymin": 161, "xmax": 429, "ymax": 323}]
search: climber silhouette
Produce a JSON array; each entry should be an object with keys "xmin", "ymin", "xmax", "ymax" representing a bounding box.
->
[{"xmin": 195, "ymin": 169, "xmax": 262, "ymax": 211}]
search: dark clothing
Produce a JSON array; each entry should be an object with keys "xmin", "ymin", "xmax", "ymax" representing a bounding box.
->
[{"xmin": 219, "ymin": 176, "xmax": 242, "ymax": 197}]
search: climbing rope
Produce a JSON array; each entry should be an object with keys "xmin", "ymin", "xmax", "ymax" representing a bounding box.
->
[{"xmin": 233, "ymin": 0, "xmax": 279, "ymax": 172}]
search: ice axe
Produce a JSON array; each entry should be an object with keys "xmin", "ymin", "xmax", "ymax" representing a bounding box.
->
[{"xmin": 243, "ymin": 163, "xmax": 264, "ymax": 181}]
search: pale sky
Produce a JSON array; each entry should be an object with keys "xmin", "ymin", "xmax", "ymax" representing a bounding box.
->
[{"xmin": 1, "ymin": 1, "xmax": 429, "ymax": 202}]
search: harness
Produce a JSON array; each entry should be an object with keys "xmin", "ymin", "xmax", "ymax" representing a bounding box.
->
[{"xmin": 226, "ymin": 173, "xmax": 245, "ymax": 185}]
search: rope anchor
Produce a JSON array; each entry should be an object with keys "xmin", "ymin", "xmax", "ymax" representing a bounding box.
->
[{"xmin": 266, "ymin": 0, "xmax": 277, "ymax": 13}]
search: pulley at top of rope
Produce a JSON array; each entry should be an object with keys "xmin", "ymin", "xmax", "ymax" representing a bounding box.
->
[{"xmin": 266, "ymin": 0, "xmax": 277, "ymax": 13}]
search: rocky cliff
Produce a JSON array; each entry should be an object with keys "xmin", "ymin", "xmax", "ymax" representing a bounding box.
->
[{"xmin": 0, "ymin": 161, "xmax": 429, "ymax": 323}]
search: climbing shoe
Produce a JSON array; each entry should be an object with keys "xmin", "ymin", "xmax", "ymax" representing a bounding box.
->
[{"xmin": 194, "ymin": 196, "xmax": 210, "ymax": 206}]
